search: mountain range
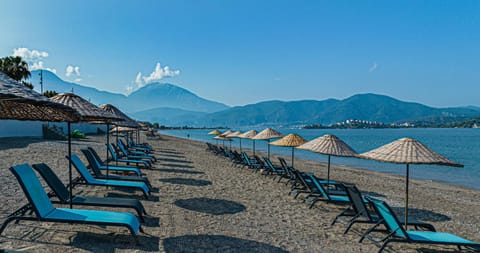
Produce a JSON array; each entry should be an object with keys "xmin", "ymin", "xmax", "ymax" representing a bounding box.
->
[
  {"xmin": 29, "ymin": 70, "xmax": 228, "ymax": 113},
  {"xmin": 28, "ymin": 70, "xmax": 480, "ymax": 127}
]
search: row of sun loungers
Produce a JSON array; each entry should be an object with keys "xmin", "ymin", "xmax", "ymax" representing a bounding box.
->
[
  {"xmin": 2, "ymin": 135, "xmax": 159, "ymax": 246},
  {"xmin": 206, "ymin": 142, "xmax": 480, "ymax": 252}
]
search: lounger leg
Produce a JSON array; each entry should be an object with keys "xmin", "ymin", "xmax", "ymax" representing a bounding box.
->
[
  {"xmin": 0, "ymin": 217, "xmax": 17, "ymax": 235},
  {"xmin": 308, "ymin": 198, "xmax": 318, "ymax": 209},
  {"xmin": 359, "ymin": 220, "xmax": 383, "ymax": 243},
  {"xmin": 377, "ymin": 239, "xmax": 391, "ymax": 253},
  {"xmin": 344, "ymin": 221, "xmax": 357, "ymax": 234}
]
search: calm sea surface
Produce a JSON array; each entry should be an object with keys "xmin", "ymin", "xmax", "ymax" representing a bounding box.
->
[{"xmin": 159, "ymin": 128, "xmax": 480, "ymax": 190}]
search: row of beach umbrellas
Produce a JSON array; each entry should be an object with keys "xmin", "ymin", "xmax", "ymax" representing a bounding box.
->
[
  {"xmin": 1, "ymin": 71, "xmax": 145, "ymax": 209},
  {"xmin": 209, "ymin": 127, "xmax": 463, "ymax": 228}
]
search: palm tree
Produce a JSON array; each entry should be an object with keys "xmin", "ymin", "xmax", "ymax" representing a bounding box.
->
[{"xmin": 0, "ymin": 56, "xmax": 31, "ymax": 81}]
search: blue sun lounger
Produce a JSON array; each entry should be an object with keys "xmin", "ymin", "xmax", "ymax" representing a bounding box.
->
[
  {"xmin": 68, "ymin": 154, "xmax": 151, "ymax": 198},
  {"xmin": 367, "ymin": 196, "xmax": 480, "ymax": 253},
  {"xmin": 87, "ymin": 147, "xmax": 142, "ymax": 176},
  {"xmin": 82, "ymin": 149, "xmax": 152, "ymax": 189},
  {"xmin": 107, "ymin": 144, "xmax": 151, "ymax": 169},
  {"xmin": 32, "ymin": 163, "xmax": 147, "ymax": 222},
  {"xmin": 1, "ymin": 164, "xmax": 142, "ymax": 244}
]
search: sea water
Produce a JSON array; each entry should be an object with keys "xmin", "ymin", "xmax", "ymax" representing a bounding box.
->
[{"xmin": 159, "ymin": 128, "xmax": 480, "ymax": 190}]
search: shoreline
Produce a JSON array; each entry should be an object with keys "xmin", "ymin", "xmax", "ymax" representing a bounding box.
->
[
  {"xmin": 161, "ymin": 133, "xmax": 480, "ymax": 192},
  {"xmin": 0, "ymin": 134, "xmax": 478, "ymax": 252}
]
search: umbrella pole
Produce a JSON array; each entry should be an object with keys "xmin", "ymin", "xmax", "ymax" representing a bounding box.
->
[
  {"xmin": 253, "ymin": 140, "xmax": 256, "ymax": 156},
  {"xmin": 327, "ymin": 154, "xmax": 331, "ymax": 193},
  {"xmin": 68, "ymin": 122, "xmax": 73, "ymax": 209},
  {"xmin": 240, "ymin": 138, "xmax": 242, "ymax": 152},
  {"xmin": 106, "ymin": 123, "xmax": 110, "ymax": 179},
  {"xmin": 116, "ymin": 127, "xmax": 119, "ymax": 166},
  {"xmin": 405, "ymin": 164, "xmax": 410, "ymax": 229},
  {"xmin": 229, "ymin": 140, "xmax": 232, "ymax": 150},
  {"xmin": 291, "ymin": 147, "xmax": 294, "ymax": 167},
  {"xmin": 267, "ymin": 139, "xmax": 270, "ymax": 159}
]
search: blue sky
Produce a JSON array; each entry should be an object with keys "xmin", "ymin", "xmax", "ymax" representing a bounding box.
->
[{"xmin": 1, "ymin": 0, "xmax": 479, "ymax": 107}]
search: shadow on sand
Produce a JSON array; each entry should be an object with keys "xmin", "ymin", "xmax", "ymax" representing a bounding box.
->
[
  {"xmin": 159, "ymin": 178, "xmax": 212, "ymax": 186},
  {"xmin": 160, "ymin": 163, "xmax": 195, "ymax": 169},
  {"xmin": 72, "ymin": 231, "xmax": 160, "ymax": 252},
  {"xmin": 157, "ymin": 158, "xmax": 193, "ymax": 164},
  {"xmin": 174, "ymin": 198, "xmax": 246, "ymax": 215},
  {"xmin": 157, "ymin": 169, "xmax": 205, "ymax": 175},
  {"xmin": 163, "ymin": 234, "xmax": 289, "ymax": 253},
  {"xmin": 391, "ymin": 207, "xmax": 451, "ymax": 222}
]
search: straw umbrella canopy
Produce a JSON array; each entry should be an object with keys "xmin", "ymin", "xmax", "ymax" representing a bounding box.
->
[
  {"xmin": 238, "ymin": 130, "xmax": 258, "ymax": 155},
  {"xmin": 214, "ymin": 135, "xmax": 231, "ymax": 148},
  {"xmin": 226, "ymin": 131, "xmax": 243, "ymax": 151},
  {"xmin": 110, "ymin": 126, "xmax": 137, "ymax": 133},
  {"xmin": 356, "ymin": 137, "xmax": 463, "ymax": 228},
  {"xmin": 0, "ymin": 72, "xmax": 80, "ymax": 122},
  {"xmin": 50, "ymin": 93, "xmax": 123, "ymax": 208},
  {"xmin": 99, "ymin": 104, "xmax": 139, "ymax": 128},
  {"xmin": 270, "ymin": 133, "xmax": 307, "ymax": 167},
  {"xmin": 99, "ymin": 104, "xmax": 142, "ymax": 145},
  {"xmin": 219, "ymin": 130, "xmax": 233, "ymax": 137},
  {"xmin": 1, "ymin": 73, "xmax": 81, "ymax": 211},
  {"xmin": 208, "ymin": 129, "xmax": 222, "ymax": 135},
  {"xmin": 252, "ymin": 128, "xmax": 284, "ymax": 159},
  {"xmin": 297, "ymin": 134, "xmax": 357, "ymax": 188}
]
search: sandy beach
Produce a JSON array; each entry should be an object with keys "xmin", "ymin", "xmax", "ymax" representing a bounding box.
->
[{"xmin": 0, "ymin": 134, "xmax": 478, "ymax": 252}]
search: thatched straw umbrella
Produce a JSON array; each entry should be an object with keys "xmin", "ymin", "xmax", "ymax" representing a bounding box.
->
[
  {"xmin": 1, "ymin": 73, "xmax": 81, "ymax": 210},
  {"xmin": 0, "ymin": 72, "xmax": 80, "ymax": 121},
  {"xmin": 219, "ymin": 130, "xmax": 233, "ymax": 137},
  {"xmin": 208, "ymin": 129, "xmax": 222, "ymax": 135},
  {"xmin": 214, "ymin": 135, "xmax": 231, "ymax": 148},
  {"xmin": 100, "ymin": 104, "xmax": 140, "ymax": 146},
  {"xmin": 252, "ymin": 128, "xmax": 284, "ymax": 159},
  {"xmin": 208, "ymin": 129, "xmax": 222, "ymax": 144},
  {"xmin": 51, "ymin": 93, "xmax": 122, "ymax": 208},
  {"xmin": 270, "ymin": 133, "xmax": 307, "ymax": 167},
  {"xmin": 239, "ymin": 130, "xmax": 258, "ymax": 155},
  {"xmin": 226, "ymin": 131, "xmax": 243, "ymax": 151},
  {"xmin": 297, "ymin": 134, "xmax": 357, "ymax": 189},
  {"xmin": 110, "ymin": 126, "xmax": 137, "ymax": 133},
  {"xmin": 100, "ymin": 104, "xmax": 140, "ymax": 166},
  {"xmin": 357, "ymin": 137, "xmax": 463, "ymax": 228}
]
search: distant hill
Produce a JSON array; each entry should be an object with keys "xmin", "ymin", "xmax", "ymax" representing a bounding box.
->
[
  {"xmin": 133, "ymin": 107, "xmax": 207, "ymax": 126},
  {"xmin": 27, "ymin": 71, "xmax": 480, "ymax": 127},
  {"xmin": 29, "ymin": 70, "xmax": 127, "ymax": 110},
  {"xmin": 195, "ymin": 94, "xmax": 480, "ymax": 127},
  {"xmin": 29, "ymin": 70, "xmax": 229, "ymax": 114},
  {"xmin": 127, "ymin": 83, "xmax": 229, "ymax": 113}
]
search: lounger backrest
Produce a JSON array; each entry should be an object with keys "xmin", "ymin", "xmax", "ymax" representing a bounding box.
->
[
  {"xmin": 263, "ymin": 157, "xmax": 276, "ymax": 171},
  {"xmin": 32, "ymin": 163, "xmax": 71, "ymax": 203},
  {"xmin": 88, "ymin": 147, "xmax": 105, "ymax": 166},
  {"xmin": 81, "ymin": 149, "xmax": 103, "ymax": 177},
  {"xmin": 68, "ymin": 154, "xmax": 96, "ymax": 183},
  {"xmin": 344, "ymin": 184, "xmax": 372, "ymax": 220},
  {"xmin": 106, "ymin": 143, "xmax": 118, "ymax": 160},
  {"xmin": 117, "ymin": 140, "xmax": 128, "ymax": 155},
  {"xmin": 10, "ymin": 164, "xmax": 55, "ymax": 218},
  {"xmin": 307, "ymin": 174, "xmax": 329, "ymax": 199},
  {"xmin": 367, "ymin": 197, "xmax": 408, "ymax": 238}
]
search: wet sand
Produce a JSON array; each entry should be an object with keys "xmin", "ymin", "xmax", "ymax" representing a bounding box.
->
[{"xmin": 0, "ymin": 134, "xmax": 478, "ymax": 252}]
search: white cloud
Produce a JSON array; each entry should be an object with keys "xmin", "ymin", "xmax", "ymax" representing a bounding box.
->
[
  {"xmin": 369, "ymin": 62, "xmax": 378, "ymax": 72},
  {"xmin": 30, "ymin": 61, "xmax": 57, "ymax": 73},
  {"xmin": 65, "ymin": 65, "xmax": 81, "ymax": 77},
  {"xmin": 12, "ymin": 47, "xmax": 56, "ymax": 72},
  {"xmin": 125, "ymin": 84, "xmax": 134, "ymax": 95},
  {"xmin": 134, "ymin": 63, "xmax": 180, "ymax": 87},
  {"xmin": 13, "ymin": 47, "xmax": 48, "ymax": 60}
]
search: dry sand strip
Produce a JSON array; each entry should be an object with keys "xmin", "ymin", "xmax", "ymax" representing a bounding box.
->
[{"xmin": 0, "ymin": 134, "xmax": 478, "ymax": 252}]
